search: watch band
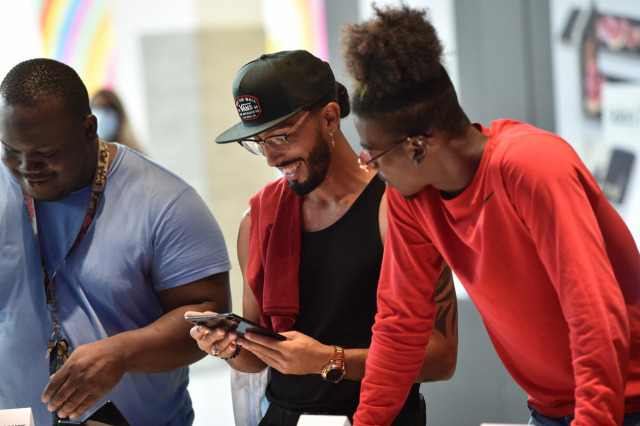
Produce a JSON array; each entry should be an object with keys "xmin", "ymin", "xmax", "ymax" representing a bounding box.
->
[
  {"xmin": 331, "ymin": 345, "xmax": 344, "ymax": 369},
  {"xmin": 321, "ymin": 345, "xmax": 346, "ymax": 383}
]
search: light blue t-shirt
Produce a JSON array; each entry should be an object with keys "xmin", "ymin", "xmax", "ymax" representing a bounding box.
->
[{"xmin": 0, "ymin": 145, "xmax": 231, "ymax": 425}]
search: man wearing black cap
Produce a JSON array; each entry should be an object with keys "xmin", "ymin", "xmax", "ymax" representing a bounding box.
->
[{"xmin": 187, "ymin": 50, "xmax": 458, "ymax": 425}]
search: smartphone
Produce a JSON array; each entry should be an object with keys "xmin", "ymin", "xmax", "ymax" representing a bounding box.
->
[
  {"xmin": 57, "ymin": 400, "xmax": 131, "ymax": 426},
  {"xmin": 84, "ymin": 400, "xmax": 130, "ymax": 426},
  {"xmin": 185, "ymin": 313, "xmax": 286, "ymax": 341}
]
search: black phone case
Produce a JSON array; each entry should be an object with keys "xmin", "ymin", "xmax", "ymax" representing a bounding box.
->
[
  {"xmin": 57, "ymin": 400, "xmax": 131, "ymax": 426},
  {"xmin": 186, "ymin": 313, "xmax": 286, "ymax": 340},
  {"xmin": 84, "ymin": 400, "xmax": 131, "ymax": 426}
]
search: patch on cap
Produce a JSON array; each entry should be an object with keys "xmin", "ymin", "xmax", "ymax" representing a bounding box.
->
[{"xmin": 235, "ymin": 95, "xmax": 262, "ymax": 121}]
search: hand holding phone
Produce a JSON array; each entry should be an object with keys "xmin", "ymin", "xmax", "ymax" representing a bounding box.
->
[{"xmin": 185, "ymin": 313, "xmax": 286, "ymax": 341}]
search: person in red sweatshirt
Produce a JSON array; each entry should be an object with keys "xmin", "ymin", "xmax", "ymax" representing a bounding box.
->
[{"xmin": 341, "ymin": 5, "xmax": 640, "ymax": 426}]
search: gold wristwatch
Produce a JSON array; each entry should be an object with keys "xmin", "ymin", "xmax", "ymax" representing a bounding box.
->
[{"xmin": 321, "ymin": 345, "xmax": 345, "ymax": 383}]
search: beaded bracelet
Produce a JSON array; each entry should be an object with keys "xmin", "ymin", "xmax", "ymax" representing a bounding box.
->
[{"xmin": 221, "ymin": 344, "xmax": 241, "ymax": 360}]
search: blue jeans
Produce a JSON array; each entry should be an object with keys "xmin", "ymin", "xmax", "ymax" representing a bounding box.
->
[{"xmin": 528, "ymin": 406, "xmax": 640, "ymax": 425}]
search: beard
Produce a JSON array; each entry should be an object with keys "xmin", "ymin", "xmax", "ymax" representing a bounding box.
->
[{"xmin": 287, "ymin": 135, "xmax": 332, "ymax": 196}]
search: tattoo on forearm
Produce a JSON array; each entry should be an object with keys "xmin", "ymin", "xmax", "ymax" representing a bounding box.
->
[{"xmin": 434, "ymin": 262, "xmax": 457, "ymax": 337}]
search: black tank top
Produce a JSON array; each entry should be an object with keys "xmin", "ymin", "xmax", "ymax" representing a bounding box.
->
[{"xmin": 266, "ymin": 176, "xmax": 421, "ymax": 416}]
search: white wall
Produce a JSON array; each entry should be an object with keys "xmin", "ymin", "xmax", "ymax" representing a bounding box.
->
[
  {"xmin": 0, "ymin": 3, "xmax": 42, "ymax": 79},
  {"xmin": 109, "ymin": 0, "xmax": 263, "ymax": 157}
]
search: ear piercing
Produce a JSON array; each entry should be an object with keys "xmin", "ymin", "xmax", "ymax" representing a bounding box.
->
[{"xmin": 413, "ymin": 141, "xmax": 429, "ymax": 166}]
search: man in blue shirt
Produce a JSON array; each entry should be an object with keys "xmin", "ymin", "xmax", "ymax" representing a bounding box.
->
[{"xmin": 0, "ymin": 58, "xmax": 231, "ymax": 425}]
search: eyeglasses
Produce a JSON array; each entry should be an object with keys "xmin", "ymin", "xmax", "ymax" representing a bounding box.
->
[
  {"xmin": 237, "ymin": 111, "xmax": 310, "ymax": 156},
  {"xmin": 358, "ymin": 137, "xmax": 411, "ymax": 172},
  {"xmin": 358, "ymin": 135, "xmax": 430, "ymax": 172}
]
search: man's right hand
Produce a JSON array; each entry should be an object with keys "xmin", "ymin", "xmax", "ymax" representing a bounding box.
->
[{"xmin": 186, "ymin": 311, "xmax": 240, "ymax": 359}]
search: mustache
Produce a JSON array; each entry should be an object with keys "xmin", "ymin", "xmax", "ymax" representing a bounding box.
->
[
  {"xmin": 20, "ymin": 172, "xmax": 54, "ymax": 180},
  {"xmin": 276, "ymin": 158, "xmax": 303, "ymax": 168}
]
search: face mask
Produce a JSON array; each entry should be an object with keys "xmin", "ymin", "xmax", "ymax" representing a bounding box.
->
[{"xmin": 93, "ymin": 107, "xmax": 121, "ymax": 141}]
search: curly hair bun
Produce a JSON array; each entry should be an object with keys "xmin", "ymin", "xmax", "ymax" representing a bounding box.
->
[
  {"xmin": 341, "ymin": 4, "xmax": 444, "ymax": 100},
  {"xmin": 340, "ymin": 4, "xmax": 469, "ymax": 133}
]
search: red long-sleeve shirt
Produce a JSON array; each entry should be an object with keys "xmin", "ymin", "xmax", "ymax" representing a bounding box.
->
[{"xmin": 354, "ymin": 120, "xmax": 640, "ymax": 425}]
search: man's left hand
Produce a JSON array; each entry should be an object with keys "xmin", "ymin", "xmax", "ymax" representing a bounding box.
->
[{"xmin": 238, "ymin": 330, "xmax": 333, "ymax": 375}]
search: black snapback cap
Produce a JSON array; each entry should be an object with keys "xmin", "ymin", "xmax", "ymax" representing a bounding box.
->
[{"xmin": 215, "ymin": 50, "xmax": 336, "ymax": 143}]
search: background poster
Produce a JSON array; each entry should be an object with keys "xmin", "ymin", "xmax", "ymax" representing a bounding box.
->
[{"xmin": 551, "ymin": 0, "xmax": 640, "ymax": 244}]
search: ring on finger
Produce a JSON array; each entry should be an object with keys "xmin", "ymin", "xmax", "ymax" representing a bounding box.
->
[{"xmin": 211, "ymin": 341, "xmax": 220, "ymax": 357}]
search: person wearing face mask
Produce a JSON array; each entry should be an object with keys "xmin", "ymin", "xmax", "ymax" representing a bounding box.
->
[
  {"xmin": 186, "ymin": 50, "xmax": 459, "ymax": 426},
  {"xmin": 340, "ymin": 5, "xmax": 640, "ymax": 426},
  {"xmin": 90, "ymin": 89, "xmax": 145, "ymax": 154}
]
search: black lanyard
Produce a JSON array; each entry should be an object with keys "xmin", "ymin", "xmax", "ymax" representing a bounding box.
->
[{"xmin": 22, "ymin": 139, "xmax": 109, "ymax": 350}]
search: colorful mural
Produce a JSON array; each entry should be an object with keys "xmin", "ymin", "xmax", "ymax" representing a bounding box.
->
[{"xmin": 39, "ymin": 0, "xmax": 115, "ymax": 95}]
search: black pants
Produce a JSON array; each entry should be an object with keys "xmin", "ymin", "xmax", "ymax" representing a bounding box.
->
[{"xmin": 259, "ymin": 394, "xmax": 427, "ymax": 426}]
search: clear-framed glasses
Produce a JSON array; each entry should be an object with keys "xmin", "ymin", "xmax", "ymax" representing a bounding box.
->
[
  {"xmin": 237, "ymin": 111, "xmax": 310, "ymax": 156},
  {"xmin": 358, "ymin": 137, "xmax": 410, "ymax": 172},
  {"xmin": 358, "ymin": 135, "xmax": 429, "ymax": 172}
]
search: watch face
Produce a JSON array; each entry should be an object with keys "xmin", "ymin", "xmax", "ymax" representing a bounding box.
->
[{"xmin": 324, "ymin": 367, "xmax": 345, "ymax": 383}]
